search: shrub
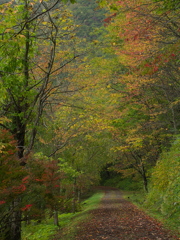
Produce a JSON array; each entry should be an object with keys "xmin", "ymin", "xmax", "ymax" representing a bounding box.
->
[{"xmin": 144, "ymin": 136, "xmax": 180, "ymax": 221}]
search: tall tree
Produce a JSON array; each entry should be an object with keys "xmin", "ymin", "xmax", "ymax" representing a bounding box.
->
[{"xmin": 0, "ymin": 0, "xmax": 79, "ymax": 239}]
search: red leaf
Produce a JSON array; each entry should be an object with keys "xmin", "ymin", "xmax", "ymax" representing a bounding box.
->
[
  {"xmin": 22, "ymin": 176, "xmax": 29, "ymax": 183},
  {"xmin": 21, "ymin": 204, "xmax": 33, "ymax": 211}
]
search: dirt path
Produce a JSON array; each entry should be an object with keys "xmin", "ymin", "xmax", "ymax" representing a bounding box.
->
[{"xmin": 75, "ymin": 188, "xmax": 179, "ymax": 240}]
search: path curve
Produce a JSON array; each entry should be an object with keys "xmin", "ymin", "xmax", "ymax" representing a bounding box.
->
[{"xmin": 75, "ymin": 187, "xmax": 179, "ymax": 240}]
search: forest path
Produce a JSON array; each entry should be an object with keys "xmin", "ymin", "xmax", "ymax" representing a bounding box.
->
[{"xmin": 75, "ymin": 187, "xmax": 179, "ymax": 240}]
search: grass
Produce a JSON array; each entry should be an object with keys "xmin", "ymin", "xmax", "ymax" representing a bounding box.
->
[
  {"xmin": 22, "ymin": 222, "xmax": 58, "ymax": 240},
  {"xmin": 22, "ymin": 192, "xmax": 104, "ymax": 240}
]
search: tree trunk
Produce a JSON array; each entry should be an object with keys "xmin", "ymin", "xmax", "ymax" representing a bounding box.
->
[
  {"xmin": 141, "ymin": 164, "xmax": 148, "ymax": 192},
  {"xmin": 77, "ymin": 188, "xmax": 81, "ymax": 203},
  {"xmin": 54, "ymin": 209, "xmax": 59, "ymax": 226},
  {"xmin": 4, "ymin": 200, "xmax": 22, "ymax": 240},
  {"xmin": 11, "ymin": 208, "xmax": 22, "ymax": 240},
  {"xmin": 72, "ymin": 177, "xmax": 77, "ymax": 213},
  {"xmin": 5, "ymin": 121, "xmax": 26, "ymax": 240},
  {"xmin": 5, "ymin": 3, "xmax": 30, "ymax": 238}
]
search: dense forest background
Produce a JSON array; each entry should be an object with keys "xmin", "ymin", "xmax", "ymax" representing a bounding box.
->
[{"xmin": 0, "ymin": 0, "xmax": 179, "ymax": 239}]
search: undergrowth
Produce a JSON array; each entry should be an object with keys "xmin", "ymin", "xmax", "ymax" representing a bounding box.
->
[
  {"xmin": 103, "ymin": 175, "xmax": 143, "ymax": 191},
  {"xmin": 54, "ymin": 192, "xmax": 104, "ymax": 240},
  {"xmin": 22, "ymin": 192, "xmax": 104, "ymax": 240}
]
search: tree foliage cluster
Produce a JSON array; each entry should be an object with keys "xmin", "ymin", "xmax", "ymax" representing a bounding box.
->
[
  {"xmin": 69, "ymin": 0, "xmax": 108, "ymax": 40},
  {"xmin": 144, "ymin": 136, "xmax": 180, "ymax": 223}
]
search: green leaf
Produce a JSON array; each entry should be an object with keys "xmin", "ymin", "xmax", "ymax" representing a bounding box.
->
[{"xmin": 62, "ymin": 0, "xmax": 76, "ymax": 3}]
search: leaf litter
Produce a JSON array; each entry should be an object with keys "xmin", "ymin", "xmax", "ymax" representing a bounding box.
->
[{"xmin": 75, "ymin": 187, "xmax": 179, "ymax": 240}]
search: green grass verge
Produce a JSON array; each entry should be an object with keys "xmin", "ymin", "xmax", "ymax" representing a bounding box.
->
[
  {"xmin": 22, "ymin": 222, "xmax": 58, "ymax": 240},
  {"xmin": 22, "ymin": 192, "xmax": 104, "ymax": 240}
]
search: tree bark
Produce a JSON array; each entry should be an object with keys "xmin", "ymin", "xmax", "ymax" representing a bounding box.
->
[
  {"xmin": 141, "ymin": 164, "xmax": 148, "ymax": 193},
  {"xmin": 72, "ymin": 177, "xmax": 77, "ymax": 213},
  {"xmin": 4, "ymin": 200, "xmax": 22, "ymax": 240},
  {"xmin": 54, "ymin": 209, "xmax": 59, "ymax": 226}
]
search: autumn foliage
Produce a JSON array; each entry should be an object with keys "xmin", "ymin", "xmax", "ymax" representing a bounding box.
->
[
  {"xmin": 0, "ymin": 0, "xmax": 180, "ymax": 238},
  {"xmin": 99, "ymin": 0, "xmax": 180, "ymax": 192},
  {"xmin": 0, "ymin": 129, "xmax": 78, "ymax": 235}
]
